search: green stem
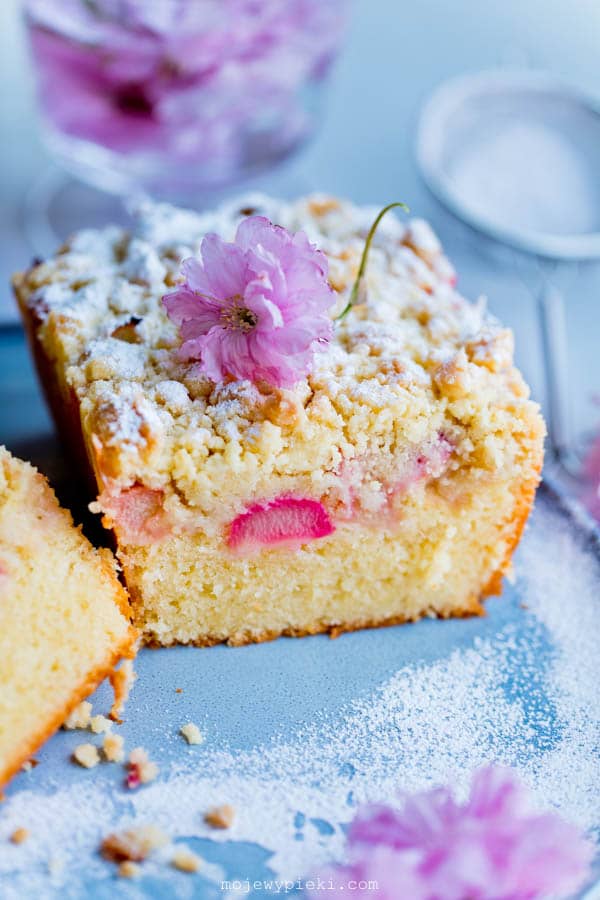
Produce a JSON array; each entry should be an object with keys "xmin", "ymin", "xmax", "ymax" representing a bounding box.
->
[{"xmin": 336, "ymin": 201, "xmax": 409, "ymax": 322}]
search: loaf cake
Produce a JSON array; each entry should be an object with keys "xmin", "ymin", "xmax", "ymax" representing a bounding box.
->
[
  {"xmin": 13, "ymin": 194, "xmax": 545, "ymax": 646},
  {"xmin": 0, "ymin": 446, "xmax": 136, "ymax": 787}
]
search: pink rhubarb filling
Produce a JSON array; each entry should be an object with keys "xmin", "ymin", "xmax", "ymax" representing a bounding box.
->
[
  {"xmin": 405, "ymin": 432, "xmax": 453, "ymax": 485},
  {"xmin": 228, "ymin": 497, "xmax": 335, "ymax": 551},
  {"xmin": 96, "ymin": 436, "xmax": 453, "ymax": 550},
  {"xmin": 335, "ymin": 433, "xmax": 454, "ymax": 520},
  {"xmin": 98, "ymin": 484, "xmax": 172, "ymax": 545}
]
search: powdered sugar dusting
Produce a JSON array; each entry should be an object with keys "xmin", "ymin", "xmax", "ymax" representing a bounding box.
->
[{"xmin": 0, "ymin": 493, "xmax": 598, "ymax": 896}]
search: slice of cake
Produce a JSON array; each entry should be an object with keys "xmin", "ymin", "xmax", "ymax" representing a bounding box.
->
[
  {"xmin": 13, "ymin": 194, "xmax": 545, "ymax": 647},
  {"xmin": 0, "ymin": 446, "xmax": 136, "ymax": 787}
]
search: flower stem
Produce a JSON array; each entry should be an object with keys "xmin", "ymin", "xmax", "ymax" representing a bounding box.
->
[{"xmin": 336, "ymin": 201, "xmax": 409, "ymax": 322}]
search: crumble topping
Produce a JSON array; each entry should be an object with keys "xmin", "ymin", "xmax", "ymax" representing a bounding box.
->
[
  {"xmin": 126, "ymin": 747, "xmax": 159, "ymax": 788},
  {"xmin": 171, "ymin": 846, "xmax": 202, "ymax": 873},
  {"xmin": 17, "ymin": 193, "xmax": 537, "ymax": 529},
  {"xmin": 204, "ymin": 804, "xmax": 235, "ymax": 829},
  {"xmin": 47, "ymin": 857, "xmax": 64, "ymax": 878},
  {"xmin": 101, "ymin": 825, "xmax": 168, "ymax": 862},
  {"xmin": 109, "ymin": 659, "xmax": 136, "ymax": 720},
  {"xmin": 90, "ymin": 715, "xmax": 113, "ymax": 735},
  {"xmin": 72, "ymin": 744, "xmax": 100, "ymax": 769},
  {"xmin": 118, "ymin": 860, "xmax": 142, "ymax": 879},
  {"xmin": 102, "ymin": 733, "xmax": 125, "ymax": 763},
  {"xmin": 63, "ymin": 702, "xmax": 92, "ymax": 730},
  {"xmin": 180, "ymin": 723, "xmax": 203, "ymax": 745},
  {"xmin": 10, "ymin": 828, "xmax": 29, "ymax": 845}
]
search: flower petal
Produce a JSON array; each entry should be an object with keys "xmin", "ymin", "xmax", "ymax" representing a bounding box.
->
[
  {"xmin": 235, "ymin": 215, "xmax": 282, "ymax": 253},
  {"xmin": 180, "ymin": 257, "xmax": 214, "ymax": 297},
  {"xmin": 199, "ymin": 232, "xmax": 248, "ymax": 299},
  {"xmin": 163, "ymin": 286, "xmax": 222, "ymax": 329}
]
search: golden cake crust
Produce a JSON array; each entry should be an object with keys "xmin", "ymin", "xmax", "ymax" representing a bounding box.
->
[
  {"xmin": 0, "ymin": 642, "xmax": 134, "ymax": 789},
  {"xmin": 480, "ymin": 461, "xmax": 543, "ymax": 601}
]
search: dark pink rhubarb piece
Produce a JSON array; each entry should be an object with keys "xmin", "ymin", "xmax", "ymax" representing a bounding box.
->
[{"xmin": 228, "ymin": 497, "xmax": 334, "ymax": 551}]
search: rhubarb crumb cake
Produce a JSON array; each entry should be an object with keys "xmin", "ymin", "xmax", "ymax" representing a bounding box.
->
[
  {"xmin": 13, "ymin": 194, "xmax": 545, "ymax": 646},
  {"xmin": 0, "ymin": 446, "xmax": 136, "ymax": 786}
]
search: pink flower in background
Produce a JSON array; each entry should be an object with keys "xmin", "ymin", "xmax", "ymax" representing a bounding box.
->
[
  {"xmin": 580, "ymin": 429, "xmax": 600, "ymax": 521},
  {"xmin": 312, "ymin": 767, "xmax": 593, "ymax": 900},
  {"xmin": 25, "ymin": 0, "xmax": 348, "ymax": 179},
  {"xmin": 163, "ymin": 216, "xmax": 335, "ymax": 388}
]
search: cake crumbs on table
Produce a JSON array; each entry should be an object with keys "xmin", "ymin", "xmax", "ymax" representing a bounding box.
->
[
  {"xmin": 10, "ymin": 827, "xmax": 29, "ymax": 844},
  {"xmin": 21, "ymin": 758, "xmax": 39, "ymax": 772},
  {"xmin": 109, "ymin": 659, "xmax": 136, "ymax": 721},
  {"xmin": 102, "ymin": 733, "xmax": 125, "ymax": 763},
  {"xmin": 126, "ymin": 747, "xmax": 159, "ymax": 787},
  {"xmin": 101, "ymin": 825, "xmax": 169, "ymax": 863},
  {"xmin": 63, "ymin": 701, "xmax": 93, "ymax": 730},
  {"xmin": 171, "ymin": 846, "xmax": 201, "ymax": 873},
  {"xmin": 175, "ymin": 688, "xmax": 183, "ymax": 694},
  {"xmin": 90, "ymin": 715, "xmax": 113, "ymax": 734},
  {"xmin": 118, "ymin": 860, "xmax": 142, "ymax": 879},
  {"xmin": 180, "ymin": 722, "xmax": 203, "ymax": 745},
  {"xmin": 72, "ymin": 743, "xmax": 100, "ymax": 769},
  {"xmin": 47, "ymin": 857, "xmax": 64, "ymax": 878},
  {"xmin": 204, "ymin": 804, "xmax": 235, "ymax": 829}
]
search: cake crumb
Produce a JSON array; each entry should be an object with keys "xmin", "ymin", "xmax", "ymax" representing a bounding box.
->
[
  {"xmin": 109, "ymin": 659, "xmax": 136, "ymax": 721},
  {"xmin": 103, "ymin": 733, "xmax": 125, "ymax": 763},
  {"xmin": 171, "ymin": 846, "xmax": 201, "ymax": 873},
  {"xmin": 90, "ymin": 715, "xmax": 113, "ymax": 734},
  {"xmin": 63, "ymin": 701, "xmax": 93, "ymax": 730},
  {"xmin": 180, "ymin": 723, "xmax": 203, "ymax": 745},
  {"xmin": 10, "ymin": 828, "xmax": 29, "ymax": 845},
  {"xmin": 48, "ymin": 857, "xmax": 64, "ymax": 878},
  {"xmin": 118, "ymin": 860, "xmax": 142, "ymax": 879},
  {"xmin": 101, "ymin": 825, "xmax": 168, "ymax": 862},
  {"xmin": 126, "ymin": 747, "xmax": 159, "ymax": 788},
  {"xmin": 175, "ymin": 688, "xmax": 183, "ymax": 694},
  {"xmin": 73, "ymin": 743, "xmax": 100, "ymax": 769},
  {"xmin": 21, "ymin": 758, "xmax": 39, "ymax": 772},
  {"xmin": 204, "ymin": 804, "xmax": 235, "ymax": 829}
]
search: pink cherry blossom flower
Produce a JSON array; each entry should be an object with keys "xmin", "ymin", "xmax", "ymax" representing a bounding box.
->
[
  {"xmin": 163, "ymin": 216, "xmax": 335, "ymax": 387},
  {"xmin": 312, "ymin": 767, "xmax": 594, "ymax": 900}
]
